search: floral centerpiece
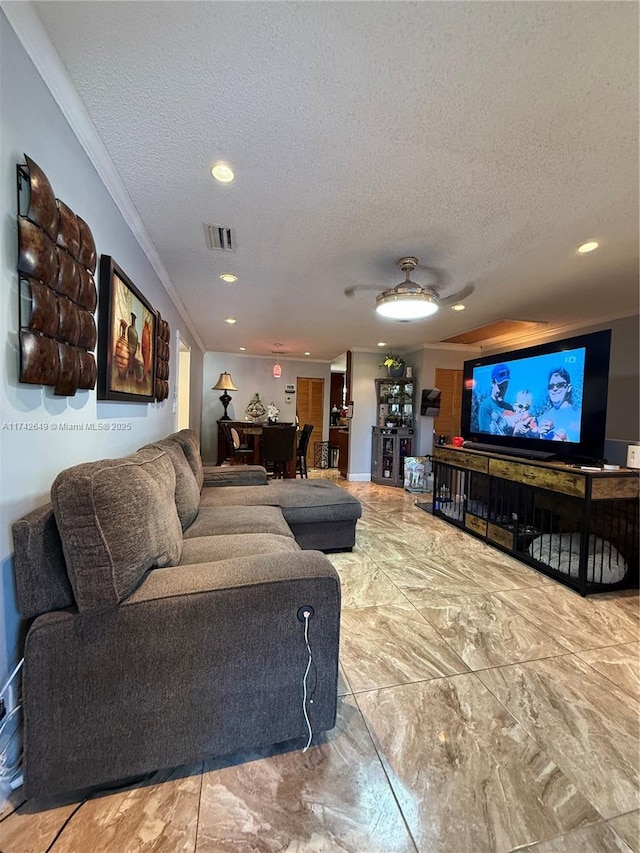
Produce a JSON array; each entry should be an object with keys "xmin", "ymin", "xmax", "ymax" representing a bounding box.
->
[
  {"xmin": 245, "ymin": 392, "xmax": 266, "ymax": 422},
  {"xmin": 267, "ymin": 402, "xmax": 280, "ymax": 424},
  {"xmin": 379, "ymin": 352, "xmax": 406, "ymax": 377}
]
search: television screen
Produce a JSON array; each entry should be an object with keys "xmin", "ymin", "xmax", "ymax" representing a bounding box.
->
[
  {"xmin": 470, "ymin": 346, "xmax": 586, "ymax": 443},
  {"xmin": 461, "ymin": 329, "xmax": 611, "ymax": 463}
]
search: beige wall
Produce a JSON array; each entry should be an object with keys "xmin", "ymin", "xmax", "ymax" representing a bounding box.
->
[{"xmin": 201, "ymin": 353, "xmax": 332, "ymax": 464}]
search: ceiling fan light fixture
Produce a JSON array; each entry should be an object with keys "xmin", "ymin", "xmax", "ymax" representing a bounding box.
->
[{"xmin": 375, "ymin": 289, "xmax": 438, "ymax": 320}]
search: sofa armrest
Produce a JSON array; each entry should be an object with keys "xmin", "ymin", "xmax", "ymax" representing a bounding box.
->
[
  {"xmin": 126, "ymin": 550, "xmax": 338, "ymax": 602},
  {"xmin": 22, "ymin": 551, "xmax": 340, "ymax": 798},
  {"xmin": 202, "ymin": 465, "xmax": 268, "ymax": 487}
]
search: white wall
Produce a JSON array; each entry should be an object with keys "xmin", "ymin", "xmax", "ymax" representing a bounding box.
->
[
  {"xmin": 408, "ymin": 344, "xmax": 481, "ymax": 456},
  {"xmin": 347, "ymin": 347, "xmax": 479, "ymax": 478},
  {"xmin": 202, "ymin": 353, "xmax": 332, "ymax": 464},
  {"xmin": 348, "ymin": 351, "xmax": 382, "ymax": 479},
  {"xmin": 0, "ymin": 12, "xmax": 203, "ymax": 681}
]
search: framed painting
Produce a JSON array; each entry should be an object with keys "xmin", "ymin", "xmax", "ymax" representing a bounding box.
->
[{"xmin": 97, "ymin": 255, "xmax": 157, "ymax": 402}]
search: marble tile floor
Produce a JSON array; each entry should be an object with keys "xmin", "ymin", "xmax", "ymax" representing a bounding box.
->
[{"xmin": 1, "ymin": 477, "xmax": 638, "ymax": 852}]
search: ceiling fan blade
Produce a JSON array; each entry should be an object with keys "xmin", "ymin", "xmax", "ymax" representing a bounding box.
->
[
  {"xmin": 344, "ymin": 284, "xmax": 384, "ymax": 298},
  {"xmin": 439, "ymin": 282, "xmax": 475, "ymax": 305}
]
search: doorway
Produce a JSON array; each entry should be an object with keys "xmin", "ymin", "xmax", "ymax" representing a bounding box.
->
[
  {"xmin": 433, "ymin": 368, "xmax": 463, "ymax": 440},
  {"xmin": 296, "ymin": 377, "xmax": 324, "ymax": 469},
  {"xmin": 176, "ymin": 333, "xmax": 191, "ymax": 430}
]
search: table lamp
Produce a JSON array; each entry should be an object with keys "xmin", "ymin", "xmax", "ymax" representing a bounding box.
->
[{"xmin": 212, "ymin": 372, "xmax": 238, "ymax": 420}]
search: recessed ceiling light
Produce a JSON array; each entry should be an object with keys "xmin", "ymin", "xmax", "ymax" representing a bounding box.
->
[
  {"xmin": 211, "ymin": 162, "xmax": 235, "ymax": 183},
  {"xmin": 577, "ymin": 240, "xmax": 599, "ymax": 254},
  {"xmin": 451, "ymin": 303, "xmax": 466, "ymax": 311},
  {"xmin": 304, "ymin": 352, "xmax": 311, "ymax": 356},
  {"xmin": 377, "ymin": 342, "xmax": 387, "ymax": 347},
  {"xmin": 239, "ymin": 347, "xmax": 246, "ymax": 351},
  {"xmin": 225, "ymin": 317, "xmax": 236, "ymax": 325},
  {"xmin": 220, "ymin": 273, "xmax": 237, "ymax": 283}
]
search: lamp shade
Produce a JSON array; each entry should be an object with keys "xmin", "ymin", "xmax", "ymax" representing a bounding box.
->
[{"xmin": 212, "ymin": 372, "xmax": 238, "ymax": 391}]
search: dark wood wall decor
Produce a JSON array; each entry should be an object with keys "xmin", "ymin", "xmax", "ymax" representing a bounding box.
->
[
  {"xmin": 97, "ymin": 256, "xmax": 157, "ymax": 403},
  {"xmin": 155, "ymin": 312, "xmax": 170, "ymax": 402},
  {"xmin": 17, "ymin": 155, "xmax": 97, "ymax": 395}
]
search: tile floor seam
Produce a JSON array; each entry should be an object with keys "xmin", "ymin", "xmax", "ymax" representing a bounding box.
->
[
  {"xmin": 339, "ymin": 599, "xmax": 471, "ymax": 682},
  {"xmin": 576, "ymin": 639, "xmax": 640, "ymax": 653},
  {"xmin": 350, "ymin": 690, "xmax": 420, "ymax": 853},
  {"xmin": 572, "ymin": 653, "xmax": 640, "ymax": 702},
  {"xmin": 474, "ymin": 664, "xmax": 612, "ymax": 825},
  {"xmin": 363, "ymin": 562, "xmax": 424, "ymax": 611},
  {"xmin": 463, "ymin": 650, "xmax": 578, "ymax": 675},
  {"xmin": 493, "ymin": 605, "xmax": 637, "ymax": 654},
  {"xmin": 470, "ymin": 593, "xmax": 577, "ymax": 656},
  {"xmin": 193, "ymin": 759, "xmax": 205, "ymax": 853},
  {"xmin": 398, "ymin": 597, "xmax": 473, "ymax": 673},
  {"xmin": 504, "ymin": 816, "xmax": 611, "ymax": 853},
  {"xmin": 341, "ymin": 669, "xmax": 476, "ymax": 696}
]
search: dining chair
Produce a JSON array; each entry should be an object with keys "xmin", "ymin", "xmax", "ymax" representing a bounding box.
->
[
  {"xmin": 296, "ymin": 423, "xmax": 314, "ymax": 478},
  {"xmin": 219, "ymin": 422, "xmax": 254, "ymax": 465},
  {"xmin": 261, "ymin": 425, "xmax": 297, "ymax": 478}
]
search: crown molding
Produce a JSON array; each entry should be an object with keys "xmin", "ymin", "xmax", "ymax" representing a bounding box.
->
[
  {"xmin": 479, "ymin": 310, "xmax": 639, "ymax": 354},
  {"xmin": 207, "ymin": 351, "xmax": 331, "ymax": 365},
  {"xmin": 2, "ymin": 1, "xmax": 205, "ymax": 354}
]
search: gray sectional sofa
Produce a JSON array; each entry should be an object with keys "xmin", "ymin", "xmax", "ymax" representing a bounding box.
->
[{"xmin": 11, "ymin": 429, "xmax": 361, "ymax": 798}]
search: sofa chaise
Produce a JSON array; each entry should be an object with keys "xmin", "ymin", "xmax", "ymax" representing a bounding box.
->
[{"xmin": 12, "ymin": 429, "xmax": 361, "ymax": 798}]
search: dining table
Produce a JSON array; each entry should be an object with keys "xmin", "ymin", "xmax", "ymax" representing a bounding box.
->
[{"xmin": 217, "ymin": 420, "xmax": 297, "ymax": 477}]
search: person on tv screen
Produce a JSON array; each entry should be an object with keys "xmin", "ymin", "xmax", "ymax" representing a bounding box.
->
[
  {"xmin": 509, "ymin": 390, "xmax": 539, "ymax": 437},
  {"xmin": 539, "ymin": 367, "xmax": 580, "ymax": 442},
  {"xmin": 478, "ymin": 364, "xmax": 513, "ymax": 435}
]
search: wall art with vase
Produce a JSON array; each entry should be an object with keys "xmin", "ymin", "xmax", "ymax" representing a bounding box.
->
[
  {"xmin": 16, "ymin": 155, "xmax": 98, "ymax": 395},
  {"xmin": 97, "ymin": 255, "xmax": 156, "ymax": 402}
]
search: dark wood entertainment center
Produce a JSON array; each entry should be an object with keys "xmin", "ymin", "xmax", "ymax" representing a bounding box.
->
[{"xmin": 432, "ymin": 445, "xmax": 639, "ymax": 596}]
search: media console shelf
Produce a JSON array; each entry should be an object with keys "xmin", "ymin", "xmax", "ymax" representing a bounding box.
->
[{"xmin": 432, "ymin": 445, "xmax": 639, "ymax": 596}]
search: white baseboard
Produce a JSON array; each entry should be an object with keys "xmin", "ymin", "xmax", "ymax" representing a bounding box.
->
[{"xmin": 347, "ymin": 473, "xmax": 371, "ymax": 482}]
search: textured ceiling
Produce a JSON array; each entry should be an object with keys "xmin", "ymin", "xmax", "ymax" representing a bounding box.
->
[{"xmin": 32, "ymin": 1, "xmax": 639, "ymax": 359}]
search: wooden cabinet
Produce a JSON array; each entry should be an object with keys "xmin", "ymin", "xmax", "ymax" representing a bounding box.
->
[
  {"xmin": 336, "ymin": 429, "xmax": 349, "ymax": 478},
  {"xmin": 433, "ymin": 445, "xmax": 639, "ymax": 595},
  {"xmin": 371, "ymin": 427, "xmax": 413, "ymax": 487}
]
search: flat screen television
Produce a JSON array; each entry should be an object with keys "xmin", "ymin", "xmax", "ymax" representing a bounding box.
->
[{"xmin": 460, "ymin": 329, "xmax": 612, "ymax": 463}]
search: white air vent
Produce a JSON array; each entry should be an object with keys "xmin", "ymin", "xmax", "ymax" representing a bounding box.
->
[{"xmin": 204, "ymin": 224, "xmax": 236, "ymax": 252}]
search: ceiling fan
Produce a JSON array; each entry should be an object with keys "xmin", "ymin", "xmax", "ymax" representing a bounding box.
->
[{"xmin": 345, "ymin": 256, "xmax": 475, "ymax": 320}]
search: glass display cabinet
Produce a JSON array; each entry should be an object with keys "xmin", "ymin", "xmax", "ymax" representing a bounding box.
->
[
  {"xmin": 371, "ymin": 427, "xmax": 413, "ymax": 486},
  {"xmin": 375, "ymin": 378, "xmax": 414, "ymax": 428}
]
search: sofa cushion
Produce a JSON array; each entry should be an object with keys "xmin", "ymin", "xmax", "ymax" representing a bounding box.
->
[
  {"xmin": 183, "ymin": 506, "xmax": 294, "ymax": 540},
  {"xmin": 203, "ymin": 465, "xmax": 268, "ymax": 487},
  {"xmin": 165, "ymin": 429, "xmax": 204, "ymax": 491},
  {"xmin": 198, "ymin": 480, "xmax": 362, "ymax": 524},
  {"xmin": 51, "ymin": 448, "xmax": 183, "ymax": 614},
  {"xmin": 140, "ymin": 439, "xmax": 200, "ymax": 530},
  {"xmin": 180, "ymin": 533, "xmax": 299, "ymax": 564}
]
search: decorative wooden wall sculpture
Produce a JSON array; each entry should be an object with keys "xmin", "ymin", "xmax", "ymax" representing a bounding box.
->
[
  {"xmin": 17, "ymin": 155, "xmax": 97, "ymax": 395},
  {"xmin": 155, "ymin": 311, "xmax": 170, "ymax": 402}
]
